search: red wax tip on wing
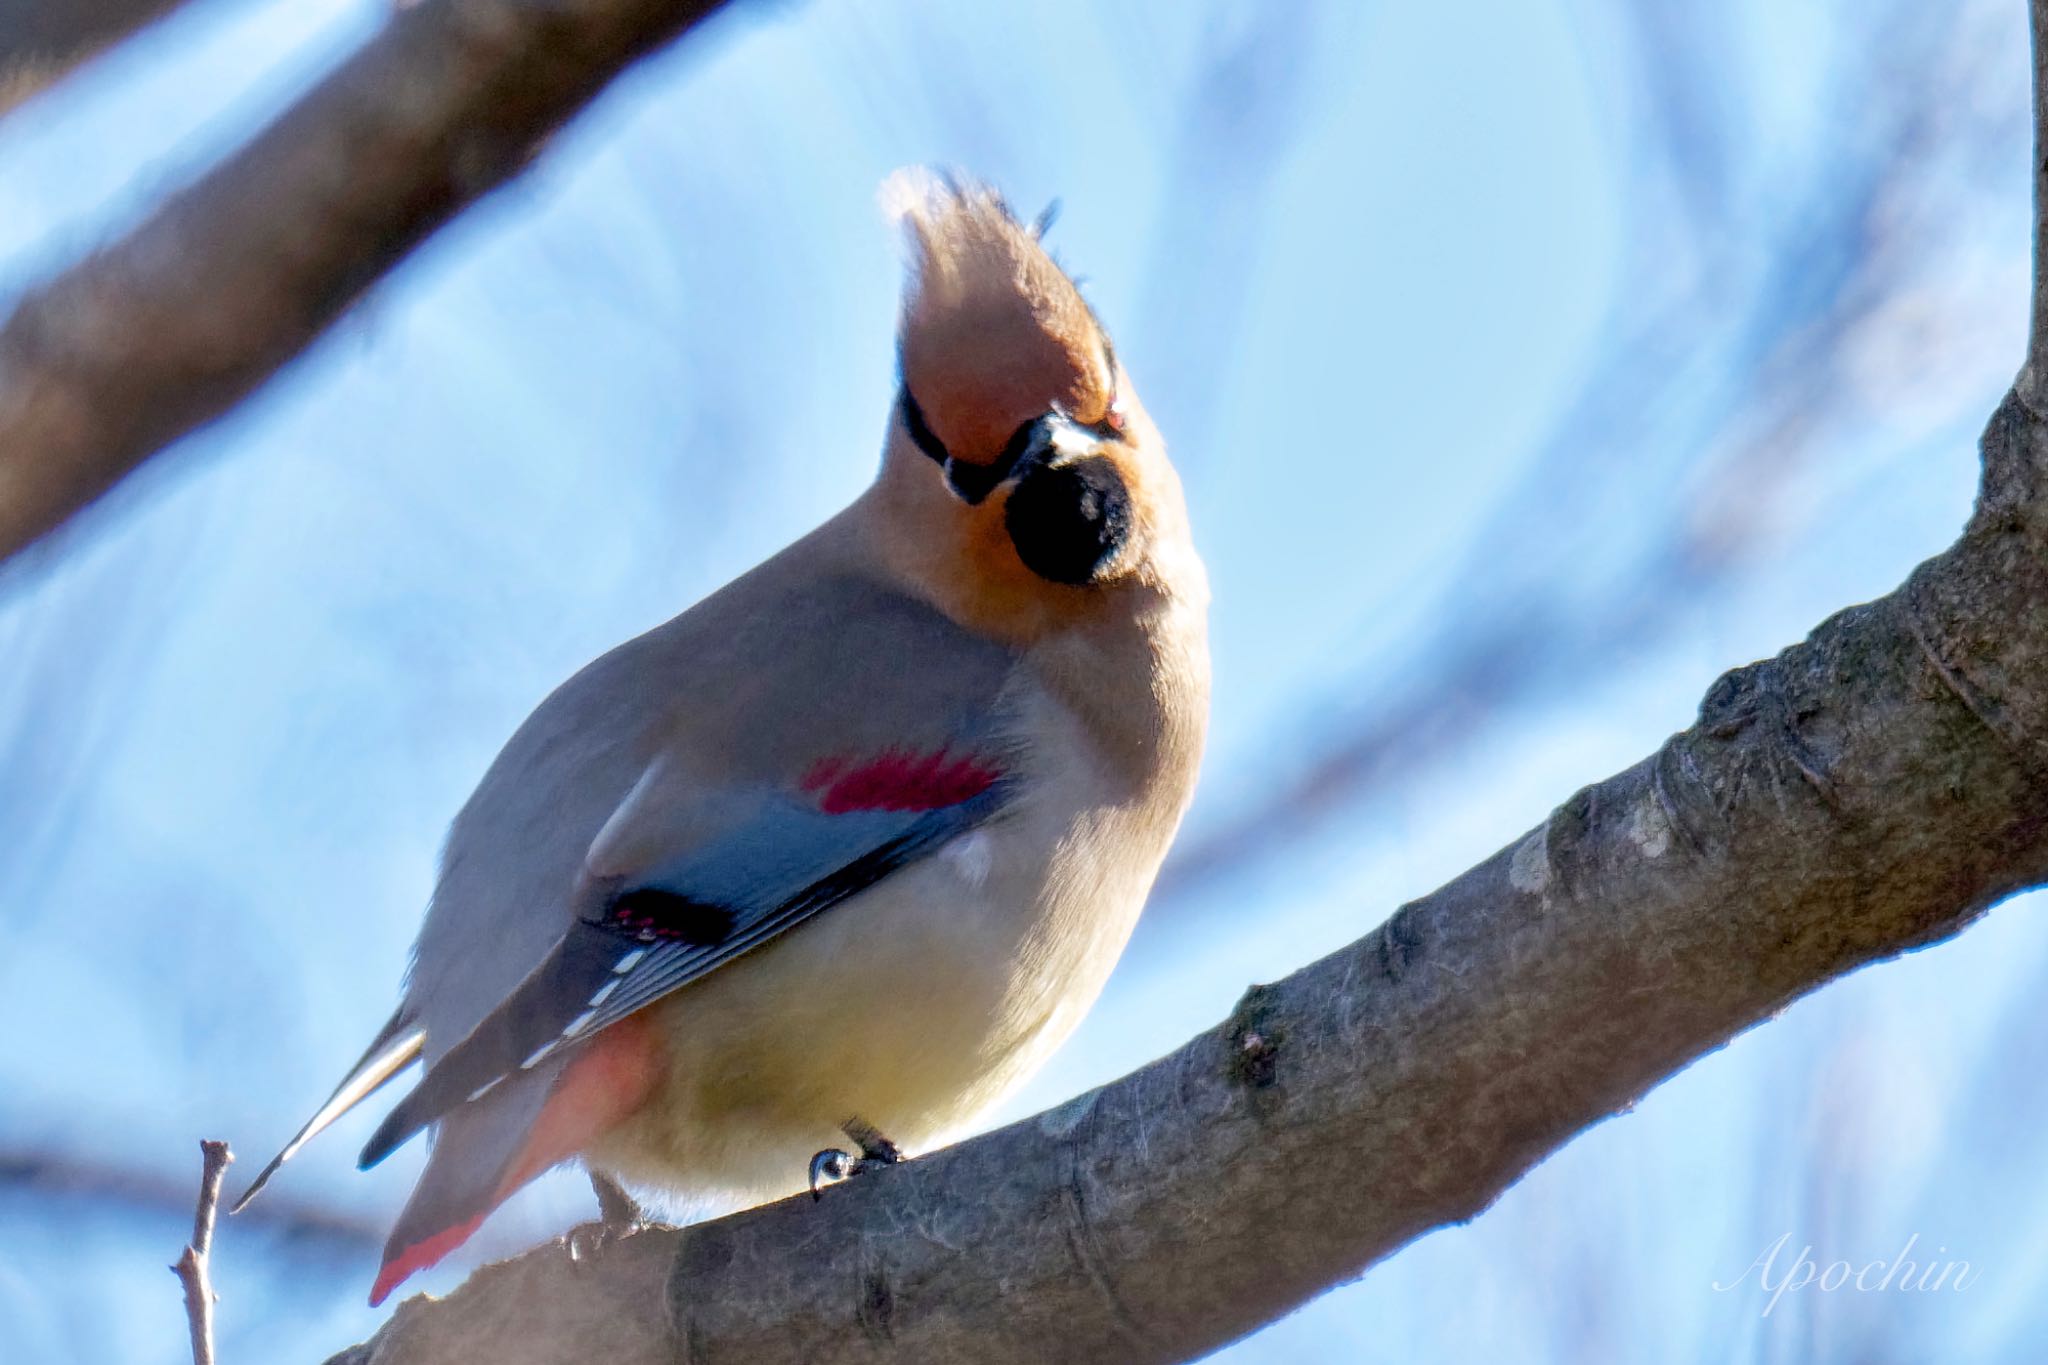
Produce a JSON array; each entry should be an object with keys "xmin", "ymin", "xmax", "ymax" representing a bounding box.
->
[
  {"xmin": 801, "ymin": 748, "xmax": 1001, "ymax": 814},
  {"xmin": 369, "ymin": 1213, "xmax": 485, "ymax": 1306}
]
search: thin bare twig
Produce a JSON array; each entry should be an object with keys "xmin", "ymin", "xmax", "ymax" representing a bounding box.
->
[{"xmin": 171, "ymin": 1139, "xmax": 233, "ymax": 1365}]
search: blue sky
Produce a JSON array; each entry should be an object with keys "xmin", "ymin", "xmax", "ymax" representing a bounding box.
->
[{"xmin": 0, "ymin": 1, "xmax": 2041, "ymax": 1360}]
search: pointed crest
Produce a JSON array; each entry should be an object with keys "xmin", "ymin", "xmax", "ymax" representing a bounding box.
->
[{"xmin": 884, "ymin": 170, "xmax": 1113, "ymax": 464}]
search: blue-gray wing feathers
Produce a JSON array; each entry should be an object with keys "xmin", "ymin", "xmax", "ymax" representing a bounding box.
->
[{"xmin": 358, "ymin": 780, "xmax": 1009, "ymax": 1169}]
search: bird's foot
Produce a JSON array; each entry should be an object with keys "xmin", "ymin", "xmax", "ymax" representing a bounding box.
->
[
  {"xmin": 808, "ymin": 1118, "xmax": 903, "ymax": 1200},
  {"xmin": 569, "ymin": 1169, "xmax": 645, "ymax": 1263}
]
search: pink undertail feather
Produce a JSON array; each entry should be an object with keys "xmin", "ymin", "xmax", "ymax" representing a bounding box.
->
[
  {"xmin": 367, "ymin": 1012, "xmax": 664, "ymax": 1307},
  {"xmin": 800, "ymin": 747, "xmax": 1001, "ymax": 814},
  {"xmin": 369, "ymin": 1213, "xmax": 485, "ymax": 1307}
]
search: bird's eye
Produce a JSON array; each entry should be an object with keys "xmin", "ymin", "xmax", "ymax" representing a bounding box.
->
[{"xmin": 1004, "ymin": 455, "xmax": 1132, "ymax": 585}]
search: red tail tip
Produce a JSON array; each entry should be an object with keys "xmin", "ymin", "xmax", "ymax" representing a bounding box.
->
[{"xmin": 368, "ymin": 1214, "xmax": 486, "ymax": 1307}]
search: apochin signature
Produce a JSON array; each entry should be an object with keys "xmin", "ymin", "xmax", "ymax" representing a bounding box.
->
[{"xmin": 1714, "ymin": 1233, "xmax": 1976, "ymax": 1317}]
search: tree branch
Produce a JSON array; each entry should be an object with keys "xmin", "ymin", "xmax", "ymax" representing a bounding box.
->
[
  {"xmin": 320, "ymin": 4, "xmax": 2048, "ymax": 1361},
  {"xmin": 0, "ymin": 0, "xmax": 188, "ymax": 112},
  {"xmin": 0, "ymin": 0, "xmax": 739, "ymax": 568},
  {"xmin": 0, "ymin": 0, "xmax": 186, "ymax": 66},
  {"xmin": 172, "ymin": 1139, "xmax": 233, "ymax": 1365}
]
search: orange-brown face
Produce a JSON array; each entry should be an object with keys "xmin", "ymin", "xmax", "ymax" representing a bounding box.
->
[{"xmin": 876, "ymin": 177, "xmax": 1187, "ymax": 639}]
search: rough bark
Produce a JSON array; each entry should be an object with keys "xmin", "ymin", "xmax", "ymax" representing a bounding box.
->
[
  {"xmin": 317, "ymin": 3, "xmax": 2048, "ymax": 1362},
  {"xmin": 0, "ymin": 0, "xmax": 736, "ymax": 566}
]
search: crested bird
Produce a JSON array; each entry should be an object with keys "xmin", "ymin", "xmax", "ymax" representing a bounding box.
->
[{"xmin": 235, "ymin": 172, "xmax": 1211, "ymax": 1306}]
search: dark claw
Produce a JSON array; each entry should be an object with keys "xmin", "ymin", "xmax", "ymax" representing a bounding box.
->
[
  {"xmin": 809, "ymin": 1147, "xmax": 852, "ymax": 1200},
  {"xmin": 589, "ymin": 1169, "xmax": 644, "ymax": 1233},
  {"xmin": 842, "ymin": 1118, "xmax": 902, "ymax": 1166},
  {"xmin": 572, "ymin": 1169, "xmax": 645, "ymax": 1262},
  {"xmin": 808, "ymin": 1118, "xmax": 904, "ymax": 1200}
]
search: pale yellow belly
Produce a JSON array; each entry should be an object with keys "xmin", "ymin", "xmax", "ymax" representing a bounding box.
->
[{"xmin": 585, "ymin": 796, "xmax": 1161, "ymax": 1203}]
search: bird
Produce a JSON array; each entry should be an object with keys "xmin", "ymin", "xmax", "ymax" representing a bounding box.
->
[{"xmin": 232, "ymin": 171, "xmax": 1211, "ymax": 1308}]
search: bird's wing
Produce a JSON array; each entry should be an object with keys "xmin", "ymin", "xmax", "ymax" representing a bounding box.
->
[
  {"xmin": 356, "ymin": 745, "xmax": 1015, "ymax": 1169},
  {"xmin": 359, "ymin": 736, "xmax": 1021, "ymax": 1306},
  {"xmin": 236, "ymin": 568, "xmax": 1024, "ymax": 1229}
]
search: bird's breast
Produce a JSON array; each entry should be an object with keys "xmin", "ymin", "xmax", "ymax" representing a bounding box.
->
[{"xmin": 588, "ymin": 696, "xmax": 1183, "ymax": 1203}]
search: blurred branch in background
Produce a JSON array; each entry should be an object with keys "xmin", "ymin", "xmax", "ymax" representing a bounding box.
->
[
  {"xmin": 0, "ymin": 0, "xmax": 745, "ymax": 569},
  {"xmin": 1146, "ymin": 0, "xmax": 2023, "ymax": 928},
  {"xmin": 0, "ymin": 1142, "xmax": 381, "ymax": 1255},
  {"xmin": 0, "ymin": 0, "xmax": 755, "ymax": 1285},
  {"xmin": 0, "ymin": 0, "xmax": 188, "ymax": 110},
  {"xmin": 1129, "ymin": 0, "xmax": 1321, "ymax": 468}
]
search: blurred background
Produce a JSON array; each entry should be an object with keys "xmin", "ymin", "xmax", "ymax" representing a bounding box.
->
[{"xmin": 0, "ymin": 0, "xmax": 2040, "ymax": 1359}]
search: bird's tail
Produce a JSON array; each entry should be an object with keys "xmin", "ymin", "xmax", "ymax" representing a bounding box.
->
[
  {"xmin": 369, "ymin": 1012, "xmax": 659, "ymax": 1305},
  {"xmin": 230, "ymin": 1009, "xmax": 424, "ymax": 1215}
]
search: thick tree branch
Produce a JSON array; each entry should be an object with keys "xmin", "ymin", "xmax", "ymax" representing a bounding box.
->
[
  {"xmin": 0, "ymin": 0, "xmax": 739, "ymax": 567},
  {"xmin": 320, "ymin": 4, "xmax": 2048, "ymax": 1362}
]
